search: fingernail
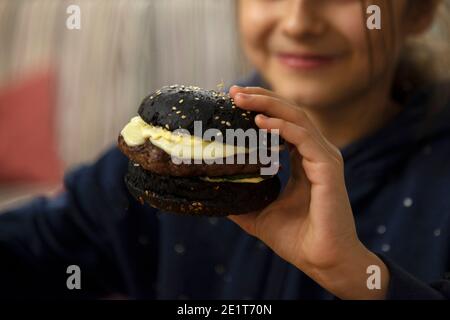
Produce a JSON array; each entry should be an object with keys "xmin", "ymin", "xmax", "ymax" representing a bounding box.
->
[
  {"xmin": 236, "ymin": 93, "xmax": 249, "ymax": 100},
  {"xmin": 256, "ymin": 114, "xmax": 267, "ymax": 121}
]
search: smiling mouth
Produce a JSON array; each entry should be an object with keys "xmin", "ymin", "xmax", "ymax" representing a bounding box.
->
[{"xmin": 276, "ymin": 52, "xmax": 338, "ymax": 70}]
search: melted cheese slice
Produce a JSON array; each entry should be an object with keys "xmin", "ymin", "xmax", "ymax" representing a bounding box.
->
[
  {"xmin": 121, "ymin": 116, "xmax": 249, "ymax": 160},
  {"xmin": 199, "ymin": 176, "xmax": 267, "ymax": 183}
]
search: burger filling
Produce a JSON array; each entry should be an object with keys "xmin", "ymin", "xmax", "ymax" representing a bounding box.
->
[{"xmin": 121, "ymin": 116, "xmax": 251, "ymax": 160}]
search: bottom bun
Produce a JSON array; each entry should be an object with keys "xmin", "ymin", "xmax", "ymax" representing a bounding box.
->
[{"xmin": 124, "ymin": 164, "xmax": 281, "ymax": 217}]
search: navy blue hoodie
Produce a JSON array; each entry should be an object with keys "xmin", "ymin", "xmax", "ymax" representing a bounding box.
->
[{"xmin": 1, "ymin": 72, "xmax": 449, "ymax": 299}]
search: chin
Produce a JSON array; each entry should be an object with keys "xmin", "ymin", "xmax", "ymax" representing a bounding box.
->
[
  {"xmin": 271, "ymin": 81, "xmax": 330, "ymax": 107},
  {"xmin": 271, "ymin": 70, "xmax": 362, "ymax": 108}
]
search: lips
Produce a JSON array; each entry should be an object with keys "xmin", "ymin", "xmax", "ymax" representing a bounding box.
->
[{"xmin": 276, "ymin": 52, "xmax": 337, "ymax": 70}]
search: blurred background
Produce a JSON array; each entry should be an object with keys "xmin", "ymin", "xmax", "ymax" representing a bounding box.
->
[{"xmin": 0, "ymin": 0, "xmax": 251, "ymax": 209}]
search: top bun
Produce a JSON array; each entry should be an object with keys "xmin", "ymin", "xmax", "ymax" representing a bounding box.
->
[{"xmin": 137, "ymin": 85, "xmax": 259, "ymax": 138}]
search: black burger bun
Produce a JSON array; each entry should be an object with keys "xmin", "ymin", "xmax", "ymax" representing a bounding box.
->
[
  {"xmin": 125, "ymin": 162, "xmax": 281, "ymax": 216},
  {"xmin": 138, "ymin": 85, "xmax": 259, "ymax": 138}
]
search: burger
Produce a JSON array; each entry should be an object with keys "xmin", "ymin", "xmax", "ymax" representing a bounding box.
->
[{"xmin": 118, "ymin": 84, "xmax": 282, "ymax": 216}]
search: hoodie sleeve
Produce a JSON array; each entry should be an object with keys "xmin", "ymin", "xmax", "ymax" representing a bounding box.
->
[
  {"xmin": 377, "ymin": 254, "xmax": 450, "ymax": 300},
  {"xmin": 0, "ymin": 147, "xmax": 158, "ymax": 299}
]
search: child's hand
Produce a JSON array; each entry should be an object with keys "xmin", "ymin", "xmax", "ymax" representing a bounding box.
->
[{"xmin": 228, "ymin": 85, "xmax": 390, "ymax": 299}]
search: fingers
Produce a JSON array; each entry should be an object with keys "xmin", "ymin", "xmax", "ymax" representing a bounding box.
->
[
  {"xmin": 230, "ymin": 85, "xmax": 287, "ymax": 102},
  {"xmin": 230, "ymin": 89, "xmax": 321, "ymax": 141},
  {"xmin": 256, "ymin": 114, "xmax": 344, "ymax": 187},
  {"xmin": 231, "ymin": 90, "xmax": 303, "ymax": 126},
  {"xmin": 255, "ymin": 114, "xmax": 333, "ymax": 165},
  {"xmin": 230, "ymin": 86, "xmax": 341, "ymax": 163}
]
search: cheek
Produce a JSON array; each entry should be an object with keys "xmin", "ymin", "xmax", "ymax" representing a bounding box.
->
[
  {"xmin": 336, "ymin": 1, "xmax": 403, "ymax": 78},
  {"xmin": 333, "ymin": 9, "xmax": 370, "ymax": 68},
  {"xmin": 328, "ymin": 16, "xmax": 388, "ymax": 90},
  {"xmin": 239, "ymin": 3, "xmax": 275, "ymax": 65}
]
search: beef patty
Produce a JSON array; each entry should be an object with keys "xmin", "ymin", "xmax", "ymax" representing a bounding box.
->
[{"xmin": 118, "ymin": 135, "xmax": 264, "ymax": 177}]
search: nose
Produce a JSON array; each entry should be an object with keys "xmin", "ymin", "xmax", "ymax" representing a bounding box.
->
[{"xmin": 280, "ymin": 0, "xmax": 327, "ymax": 39}]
